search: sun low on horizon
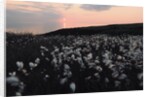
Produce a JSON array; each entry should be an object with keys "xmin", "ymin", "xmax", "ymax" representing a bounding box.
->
[{"xmin": 6, "ymin": 0, "xmax": 143, "ymax": 35}]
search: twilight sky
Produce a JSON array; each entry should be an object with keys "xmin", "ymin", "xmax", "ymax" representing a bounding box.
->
[{"xmin": 6, "ymin": 0, "xmax": 143, "ymax": 34}]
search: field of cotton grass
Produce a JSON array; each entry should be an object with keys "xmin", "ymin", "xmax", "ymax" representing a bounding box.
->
[{"xmin": 6, "ymin": 31, "xmax": 143, "ymax": 96}]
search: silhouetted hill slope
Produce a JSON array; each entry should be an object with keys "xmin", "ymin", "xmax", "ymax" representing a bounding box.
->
[{"xmin": 43, "ymin": 23, "xmax": 143, "ymax": 36}]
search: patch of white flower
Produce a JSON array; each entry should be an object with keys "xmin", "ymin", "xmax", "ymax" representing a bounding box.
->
[
  {"xmin": 16, "ymin": 61, "xmax": 24, "ymax": 71},
  {"xmin": 40, "ymin": 45, "xmax": 49, "ymax": 52},
  {"xmin": 9, "ymin": 71, "xmax": 16, "ymax": 76},
  {"xmin": 69, "ymin": 82, "xmax": 76, "ymax": 93},
  {"xmin": 35, "ymin": 57, "xmax": 40, "ymax": 64},
  {"xmin": 29, "ymin": 62, "xmax": 38, "ymax": 70},
  {"xmin": 45, "ymin": 57, "xmax": 50, "ymax": 61},
  {"xmin": 7, "ymin": 76, "xmax": 20, "ymax": 87},
  {"xmin": 60, "ymin": 77, "xmax": 68, "ymax": 85}
]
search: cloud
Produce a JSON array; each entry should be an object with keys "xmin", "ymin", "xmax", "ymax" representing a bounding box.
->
[
  {"xmin": 7, "ymin": 1, "xmax": 74, "ymax": 12},
  {"xmin": 6, "ymin": 8, "xmax": 62, "ymax": 34},
  {"xmin": 63, "ymin": 4, "xmax": 73, "ymax": 10},
  {"xmin": 80, "ymin": 4, "xmax": 112, "ymax": 11},
  {"xmin": 6, "ymin": 1, "xmax": 77, "ymax": 34}
]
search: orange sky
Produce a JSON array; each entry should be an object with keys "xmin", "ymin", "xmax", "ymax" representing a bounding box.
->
[{"xmin": 6, "ymin": 0, "xmax": 143, "ymax": 34}]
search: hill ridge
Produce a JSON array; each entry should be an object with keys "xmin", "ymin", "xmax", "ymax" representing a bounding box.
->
[{"xmin": 42, "ymin": 23, "xmax": 143, "ymax": 36}]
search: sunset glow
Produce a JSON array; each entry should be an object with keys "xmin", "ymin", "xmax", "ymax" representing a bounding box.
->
[
  {"xmin": 6, "ymin": 0, "xmax": 143, "ymax": 34},
  {"xmin": 63, "ymin": 18, "xmax": 66, "ymax": 28}
]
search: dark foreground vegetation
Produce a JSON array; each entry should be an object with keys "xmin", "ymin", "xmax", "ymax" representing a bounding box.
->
[{"xmin": 6, "ymin": 23, "xmax": 143, "ymax": 96}]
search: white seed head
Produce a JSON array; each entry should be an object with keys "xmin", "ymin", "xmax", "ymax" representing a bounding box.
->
[
  {"xmin": 35, "ymin": 58, "xmax": 40, "ymax": 64},
  {"xmin": 137, "ymin": 73, "xmax": 143, "ymax": 80},
  {"xmin": 112, "ymin": 71, "xmax": 119, "ymax": 79},
  {"xmin": 16, "ymin": 92, "xmax": 21, "ymax": 96},
  {"xmin": 6, "ymin": 76, "xmax": 20, "ymax": 87},
  {"xmin": 95, "ymin": 66, "xmax": 103, "ymax": 72},
  {"xmin": 118, "ymin": 73, "xmax": 127, "ymax": 80},
  {"xmin": 40, "ymin": 45, "xmax": 49, "ymax": 51},
  {"xmin": 60, "ymin": 77, "xmax": 68, "ymax": 85},
  {"xmin": 16, "ymin": 61, "xmax": 24, "ymax": 70},
  {"xmin": 69, "ymin": 82, "xmax": 76, "ymax": 93},
  {"xmin": 64, "ymin": 64, "xmax": 70, "ymax": 70},
  {"xmin": 45, "ymin": 57, "xmax": 50, "ymax": 61},
  {"xmin": 87, "ymin": 53, "xmax": 93, "ymax": 60},
  {"xmin": 45, "ymin": 74, "xmax": 49, "ymax": 78}
]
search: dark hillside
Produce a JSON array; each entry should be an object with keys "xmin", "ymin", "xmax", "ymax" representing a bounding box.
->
[{"xmin": 42, "ymin": 23, "xmax": 143, "ymax": 36}]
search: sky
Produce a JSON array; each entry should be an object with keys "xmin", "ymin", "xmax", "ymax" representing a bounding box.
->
[{"xmin": 6, "ymin": 0, "xmax": 143, "ymax": 34}]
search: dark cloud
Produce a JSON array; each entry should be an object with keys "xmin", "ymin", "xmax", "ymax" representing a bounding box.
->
[
  {"xmin": 80, "ymin": 4, "xmax": 112, "ymax": 11},
  {"xmin": 6, "ymin": 8, "xmax": 62, "ymax": 34}
]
